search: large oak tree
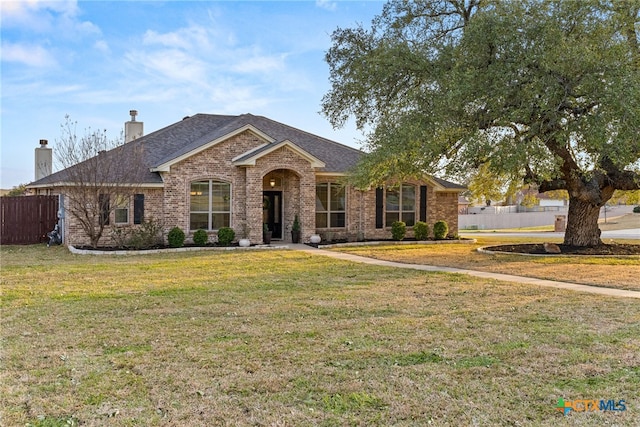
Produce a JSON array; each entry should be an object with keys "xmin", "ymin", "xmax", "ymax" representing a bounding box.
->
[{"xmin": 322, "ymin": 0, "xmax": 640, "ymax": 246}]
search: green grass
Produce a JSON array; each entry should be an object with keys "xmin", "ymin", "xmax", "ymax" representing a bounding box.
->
[
  {"xmin": 1, "ymin": 244, "xmax": 639, "ymax": 426},
  {"xmin": 332, "ymin": 237, "xmax": 640, "ymax": 291},
  {"xmin": 462, "ymin": 224, "xmax": 554, "ymax": 232}
]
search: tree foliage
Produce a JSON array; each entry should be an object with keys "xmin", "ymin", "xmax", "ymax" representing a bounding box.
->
[
  {"xmin": 322, "ymin": 0, "xmax": 640, "ymax": 246},
  {"xmin": 610, "ymin": 189, "xmax": 640, "ymax": 205},
  {"xmin": 466, "ymin": 163, "xmax": 519, "ymax": 206},
  {"xmin": 7, "ymin": 184, "xmax": 27, "ymax": 196},
  {"xmin": 520, "ymin": 192, "xmax": 539, "ymax": 209}
]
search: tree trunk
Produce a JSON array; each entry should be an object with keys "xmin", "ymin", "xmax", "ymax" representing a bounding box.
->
[{"xmin": 563, "ymin": 197, "xmax": 603, "ymax": 247}]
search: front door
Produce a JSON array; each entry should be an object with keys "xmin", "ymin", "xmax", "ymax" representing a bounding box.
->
[{"xmin": 263, "ymin": 191, "xmax": 282, "ymax": 239}]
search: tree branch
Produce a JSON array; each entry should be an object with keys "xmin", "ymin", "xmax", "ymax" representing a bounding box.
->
[
  {"xmin": 538, "ymin": 178, "xmax": 568, "ymax": 192},
  {"xmin": 600, "ymin": 156, "xmax": 640, "ymax": 191}
]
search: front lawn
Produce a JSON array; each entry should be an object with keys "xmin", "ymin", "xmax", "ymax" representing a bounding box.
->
[
  {"xmin": 332, "ymin": 236, "xmax": 640, "ymax": 291},
  {"xmin": 1, "ymin": 245, "xmax": 638, "ymax": 426}
]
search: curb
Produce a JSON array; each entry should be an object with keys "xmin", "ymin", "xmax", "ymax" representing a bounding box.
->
[
  {"xmin": 68, "ymin": 244, "xmax": 288, "ymax": 256},
  {"xmin": 317, "ymin": 239, "xmax": 476, "ymax": 249},
  {"xmin": 477, "ymin": 247, "xmax": 640, "ymax": 258}
]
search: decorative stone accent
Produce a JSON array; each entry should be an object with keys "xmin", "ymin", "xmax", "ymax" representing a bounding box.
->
[{"xmin": 544, "ymin": 242, "xmax": 562, "ymax": 254}]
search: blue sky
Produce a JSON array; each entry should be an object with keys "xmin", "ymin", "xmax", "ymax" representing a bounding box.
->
[{"xmin": 1, "ymin": 0, "xmax": 384, "ymax": 189}]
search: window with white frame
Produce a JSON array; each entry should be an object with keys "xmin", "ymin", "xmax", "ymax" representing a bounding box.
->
[
  {"xmin": 190, "ymin": 180, "xmax": 231, "ymax": 230},
  {"xmin": 386, "ymin": 184, "xmax": 415, "ymax": 226},
  {"xmin": 114, "ymin": 195, "xmax": 129, "ymax": 224},
  {"xmin": 316, "ymin": 183, "xmax": 346, "ymax": 228}
]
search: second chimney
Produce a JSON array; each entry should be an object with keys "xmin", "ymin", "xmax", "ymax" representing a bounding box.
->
[
  {"xmin": 124, "ymin": 110, "xmax": 143, "ymax": 143},
  {"xmin": 35, "ymin": 139, "xmax": 52, "ymax": 181}
]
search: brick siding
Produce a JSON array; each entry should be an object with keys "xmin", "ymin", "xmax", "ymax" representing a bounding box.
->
[{"xmin": 42, "ymin": 130, "xmax": 459, "ymax": 246}]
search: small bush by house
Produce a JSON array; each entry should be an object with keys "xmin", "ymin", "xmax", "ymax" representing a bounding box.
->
[
  {"xmin": 413, "ymin": 221, "xmax": 429, "ymax": 240},
  {"xmin": 217, "ymin": 227, "xmax": 235, "ymax": 246},
  {"xmin": 168, "ymin": 227, "xmax": 185, "ymax": 248},
  {"xmin": 433, "ymin": 220, "xmax": 449, "ymax": 240},
  {"xmin": 193, "ymin": 229, "xmax": 208, "ymax": 246},
  {"xmin": 391, "ymin": 221, "xmax": 406, "ymax": 241}
]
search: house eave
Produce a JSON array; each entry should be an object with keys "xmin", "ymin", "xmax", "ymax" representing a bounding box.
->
[
  {"xmin": 314, "ymin": 172, "xmax": 349, "ymax": 177},
  {"xmin": 230, "ymin": 142, "xmax": 270, "ymax": 162},
  {"xmin": 233, "ymin": 140, "xmax": 326, "ymax": 169},
  {"xmin": 433, "ymin": 186, "xmax": 466, "ymax": 193},
  {"xmin": 151, "ymin": 124, "xmax": 275, "ymax": 172},
  {"xmin": 422, "ymin": 176, "xmax": 466, "ymax": 192},
  {"xmin": 26, "ymin": 181, "xmax": 165, "ymax": 189}
]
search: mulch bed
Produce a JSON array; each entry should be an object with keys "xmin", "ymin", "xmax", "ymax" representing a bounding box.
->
[
  {"xmin": 485, "ymin": 243, "xmax": 640, "ymax": 256},
  {"xmin": 72, "ymin": 243, "xmax": 239, "ymax": 251}
]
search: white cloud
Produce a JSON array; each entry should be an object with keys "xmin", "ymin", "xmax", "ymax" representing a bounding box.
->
[
  {"xmin": 0, "ymin": 42, "xmax": 57, "ymax": 67},
  {"xmin": 124, "ymin": 48, "xmax": 208, "ymax": 84},
  {"xmin": 71, "ymin": 19, "xmax": 101, "ymax": 37},
  {"xmin": 232, "ymin": 53, "xmax": 286, "ymax": 74},
  {"xmin": 93, "ymin": 40, "xmax": 110, "ymax": 54},
  {"xmin": 142, "ymin": 25, "xmax": 212, "ymax": 51},
  {"xmin": 316, "ymin": 0, "xmax": 338, "ymax": 12},
  {"xmin": 131, "ymin": 22, "xmax": 293, "ymax": 85},
  {"xmin": 1, "ymin": 0, "xmax": 100, "ymax": 38},
  {"xmin": 15, "ymin": 0, "xmax": 80, "ymax": 16}
]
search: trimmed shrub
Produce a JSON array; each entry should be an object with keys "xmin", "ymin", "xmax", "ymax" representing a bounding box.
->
[
  {"xmin": 634, "ymin": 206, "xmax": 640, "ymax": 213},
  {"xmin": 217, "ymin": 227, "xmax": 235, "ymax": 246},
  {"xmin": 193, "ymin": 229, "xmax": 209, "ymax": 246},
  {"xmin": 167, "ymin": 226, "xmax": 185, "ymax": 248},
  {"xmin": 433, "ymin": 220, "xmax": 449, "ymax": 240},
  {"xmin": 391, "ymin": 221, "xmax": 406, "ymax": 241},
  {"xmin": 413, "ymin": 221, "xmax": 429, "ymax": 240}
]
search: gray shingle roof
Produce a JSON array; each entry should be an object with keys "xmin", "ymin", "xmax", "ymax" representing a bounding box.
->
[
  {"xmin": 28, "ymin": 113, "xmax": 464, "ymax": 190},
  {"xmin": 430, "ymin": 175, "xmax": 467, "ymax": 190},
  {"xmin": 30, "ymin": 113, "xmax": 363, "ymax": 186},
  {"xmin": 149, "ymin": 113, "xmax": 365, "ymax": 173}
]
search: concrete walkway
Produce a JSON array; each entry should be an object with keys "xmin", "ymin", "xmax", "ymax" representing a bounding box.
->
[
  {"xmin": 460, "ymin": 228, "xmax": 640, "ymax": 239},
  {"xmin": 289, "ymin": 244, "xmax": 640, "ymax": 299}
]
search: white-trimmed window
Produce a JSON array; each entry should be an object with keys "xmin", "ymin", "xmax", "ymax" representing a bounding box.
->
[
  {"xmin": 386, "ymin": 184, "xmax": 415, "ymax": 227},
  {"xmin": 190, "ymin": 180, "xmax": 231, "ymax": 230},
  {"xmin": 316, "ymin": 183, "xmax": 346, "ymax": 228},
  {"xmin": 114, "ymin": 196, "xmax": 129, "ymax": 224}
]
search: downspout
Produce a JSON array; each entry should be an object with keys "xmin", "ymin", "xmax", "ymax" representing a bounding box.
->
[{"xmin": 58, "ymin": 193, "xmax": 66, "ymax": 244}]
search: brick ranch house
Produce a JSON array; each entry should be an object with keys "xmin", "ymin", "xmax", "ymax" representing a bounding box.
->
[{"xmin": 28, "ymin": 112, "xmax": 465, "ymax": 246}]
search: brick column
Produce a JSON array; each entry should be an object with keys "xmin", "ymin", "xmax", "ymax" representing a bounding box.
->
[
  {"xmin": 299, "ymin": 172, "xmax": 316, "ymax": 242},
  {"xmin": 245, "ymin": 166, "xmax": 264, "ymax": 243}
]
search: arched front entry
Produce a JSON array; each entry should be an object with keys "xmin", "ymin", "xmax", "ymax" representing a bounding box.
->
[
  {"xmin": 262, "ymin": 190, "xmax": 282, "ymax": 239},
  {"xmin": 262, "ymin": 169, "xmax": 301, "ymax": 242}
]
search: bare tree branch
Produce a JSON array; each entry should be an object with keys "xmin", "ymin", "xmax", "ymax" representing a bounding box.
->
[{"xmin": 55, "ymin": 116, "xmax": 144, "ymax": 248}]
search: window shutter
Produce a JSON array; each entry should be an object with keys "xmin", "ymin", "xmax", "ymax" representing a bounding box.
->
[
  {"xmin": 99, "ymin": 194, "xmax": 110, "ymax": 226},
  {"xmin": 420, "ymin": 186, "xmax": 427, "ymax": 222},
  {"xmin": 134, "ymin": 194, "xmax": 145, "ymax": 224},
  {"xmin": 375, "ymin": 187, "xmax": 384, "ymax": 229}
]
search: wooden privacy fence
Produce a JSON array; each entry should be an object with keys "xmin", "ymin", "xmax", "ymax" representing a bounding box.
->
[{"xmin": 1, "ymin": 195, "xmax": 59, "ymax": 245}]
